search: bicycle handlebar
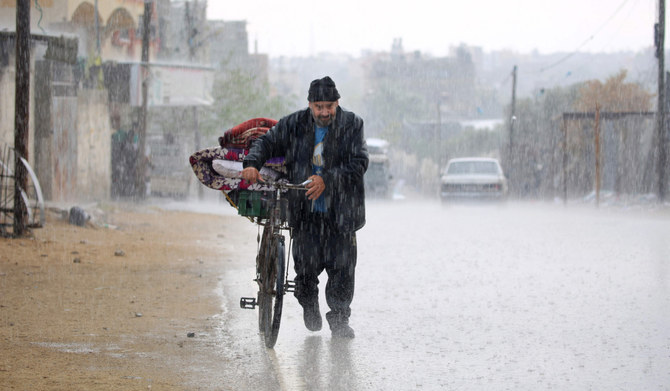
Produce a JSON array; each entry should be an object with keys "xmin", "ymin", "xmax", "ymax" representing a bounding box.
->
[{"xmin": 258, "ymin": 178, "xmax": 312, "ymax": 191}]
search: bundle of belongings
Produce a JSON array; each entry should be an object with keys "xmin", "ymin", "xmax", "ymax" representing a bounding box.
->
[{"xmin": 189, "ymin": 118, "xmax": 287, "ymax": 217}]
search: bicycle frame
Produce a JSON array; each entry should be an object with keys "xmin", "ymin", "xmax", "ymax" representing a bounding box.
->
[
  {"xmin": 239, "ymin": 178, "xmax": 311, "ymax": 348},
  {"xmin": 260, "ymin": 178, "xmax": 311, "ymax": 291}
]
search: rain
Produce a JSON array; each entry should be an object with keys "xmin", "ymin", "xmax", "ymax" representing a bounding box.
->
[{"xmin": 1, "ymin": 1, "xmax": 669, "ymax": 390}]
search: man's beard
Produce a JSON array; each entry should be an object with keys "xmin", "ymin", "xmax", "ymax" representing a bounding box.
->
[{"xmin": 312, "ymin": 112, "xmax": 333, "ymax": 127}]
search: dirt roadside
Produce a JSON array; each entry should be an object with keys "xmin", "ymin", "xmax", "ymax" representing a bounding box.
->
[{"xmin": 0, "ymin": 202, "xmax": 252, "ymax": 390}]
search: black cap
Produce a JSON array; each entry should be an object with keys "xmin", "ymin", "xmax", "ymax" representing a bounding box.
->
[{"xmin": 308, "ymin": 76, "xmax": 340, "ymax": 102}]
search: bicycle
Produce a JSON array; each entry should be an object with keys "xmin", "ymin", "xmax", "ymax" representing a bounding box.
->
[{"xmin": 238, "ymin": 178, "xmax": 311, "ymax": 348}]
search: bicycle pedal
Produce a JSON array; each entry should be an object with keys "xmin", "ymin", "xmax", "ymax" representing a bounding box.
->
[
  {"xmin": 239, "ymin": 297, "xmax": 257, "ymax": 309},
  {"xmin": 285, "ymin": 280, "xmax": 296, "ymax": 293}
]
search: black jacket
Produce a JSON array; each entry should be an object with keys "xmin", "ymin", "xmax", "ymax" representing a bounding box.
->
[{"xmin": 243, "ymin": 106, "xmax": 368, "ymax": 232}]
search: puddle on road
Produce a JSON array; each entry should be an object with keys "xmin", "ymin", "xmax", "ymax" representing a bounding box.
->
[{"xmin": 31, "ymin": 341, "xmax": 104, "ymax": 354}]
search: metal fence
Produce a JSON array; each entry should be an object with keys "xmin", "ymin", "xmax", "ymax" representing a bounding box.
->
[{"xmin": 0, "ymin": 144, "xmax": 45, "ymax": 237}]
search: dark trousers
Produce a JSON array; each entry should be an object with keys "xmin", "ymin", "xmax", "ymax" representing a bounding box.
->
[{"xmin": 292, "ymin": 215, "xmax": 357, "ymax": 327}]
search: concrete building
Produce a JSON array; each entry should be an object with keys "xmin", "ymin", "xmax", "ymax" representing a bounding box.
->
[
  {"xmin": 0, "ymin": 0, "xmax": 163, "ymax": 61},
  {"xmin": 1, "ymin": 1, "xmax": 270, "ymax": 202},
  {"xmin": 0, "ymin": 0, "xmax": 163, "ymax": 202}
]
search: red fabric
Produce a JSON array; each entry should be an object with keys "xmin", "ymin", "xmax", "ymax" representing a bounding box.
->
[
  {"xmin": 229, "ymin": 118, "xmax": 277, "ymax": 135},
  {"xmin": 218, "ymin": 117, "xmax": 277, "ymax": 149},
  {"xmin": 219, "ymin": 127, "xmax": 269, "ymax": 148}
]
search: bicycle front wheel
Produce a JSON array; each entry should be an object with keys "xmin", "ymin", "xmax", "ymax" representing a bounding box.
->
[
  {"xmin": 257, "ymin": 227, "xmax": 285, "ymax": 348},
  {"xmin": 257, "ymin": 227, "xmax": 272, "ymax": 334}
]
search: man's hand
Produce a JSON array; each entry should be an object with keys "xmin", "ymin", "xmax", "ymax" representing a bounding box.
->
[
  {"xmin": 305, "ymin": 175, "xmax": 325, "ymax": 200},
  {"xmin": 241, "ymin": 167, "xmax": 263, "ymax": 184}
]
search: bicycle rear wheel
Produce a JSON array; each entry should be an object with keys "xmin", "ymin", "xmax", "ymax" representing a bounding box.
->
[{"xmin": 256, "ymin": 226, "xmax": 285, "ymax": 348}]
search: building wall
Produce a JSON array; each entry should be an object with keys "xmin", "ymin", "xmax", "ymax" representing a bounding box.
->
[
  {"xmin": 0, "ymin": 0, "xmax": 153, "ymax": 62},
  {"xmin": 0, "ymin": 50, "xmax": 37, "ymax": 170},
  {"xmin": 0, "ymin": 0, "xmax": 144, "ymax": 31},
  {"xmin": 76, "ymin": 89, "xmax": 111, "ymax": 201},
  {"xmin": 1, "ymin": 55, "xmax": 111, "ymax": 202},
  {"xmin": 163, "ymin": 0, "xmax": 207, "ymax": 63},
  {"xmin": 208, "ymin": 20, "xmax": 249, "ymax": 69},
  {"xmin": 0, "ymin": 0, "xmax": 67, "ymax": 32},
  {"xmin": 69, "ymin": 0, "xmax": 144, "ymax": 26},
  {"xmin": 0, "ymin": 66, "xmax": 15, "ymax": 148}
]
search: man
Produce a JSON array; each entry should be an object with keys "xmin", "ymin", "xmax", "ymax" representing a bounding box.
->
[{"xmin": 241, "ymin": 76, "xmax": 368, "ymax": 338}]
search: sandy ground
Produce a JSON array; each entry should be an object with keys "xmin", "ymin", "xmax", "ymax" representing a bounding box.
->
[{"xmin": 0, "ymin": 202, "xmax": 247, "ymax": 390}]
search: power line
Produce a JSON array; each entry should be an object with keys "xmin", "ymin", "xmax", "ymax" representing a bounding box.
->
[
  {"xmin": 540, "ymin": 0, "xmax": 633, "ymax": 72},
  {"xmin": 559, "ymin": 0, "xmax": 643, "ymax": 78},
  {"xmin": 598, "ymin": 0, "xmax": 642, "ymax": 51}
]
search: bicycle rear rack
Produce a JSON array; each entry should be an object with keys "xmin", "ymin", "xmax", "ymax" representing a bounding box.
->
[{"xmin": 239, "ymin": 297, "xmax": 257, "ymax": 309}]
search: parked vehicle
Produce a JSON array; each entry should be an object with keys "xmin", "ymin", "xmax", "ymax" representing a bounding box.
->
[
  {"xmin": 439, "ymin": 157, "xmax": 508, "ymax": 202},
  {"xmin": 365, "ymin": 138, "xmax": 392, "ymax": 198}
]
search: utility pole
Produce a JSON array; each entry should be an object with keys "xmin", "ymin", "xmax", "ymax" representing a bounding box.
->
[
  {"xmin": 94, "ymin": 0, "xmax": 101, "ymax": 56},
  {"xmin": 186, "ymin": 1, "xmax": 204, "ymax": 199},
  {"xmin": 13, "ymin": 0, "xmax": 30, "ymax": 236},
  {"xmin": 656, "ymin": 0, "xmax": 667, "ymax": 202},
  {"xmin": 186, "ymin": 1, "xmax": 198, "ymax": 59},
  {"xmin": 136, "ymin": 0, "xmax": 152, "ymax": 199},
  {"xmin": 593, "ymin": 103, "xmax": 602, "ymax": 207},
  {"xmin": 436, "ymin": 100, "xmax": 442, "ymax": 169},
  {"xmin": 508, "ymin": 65, "xmax": 517, "ymax": 183},
  {"xmin": 561, "ymin": 117, "xmax": 568, "ymax": 205}
]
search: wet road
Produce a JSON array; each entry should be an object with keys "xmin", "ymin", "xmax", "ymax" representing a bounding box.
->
[{"xmin": 212, "ymin": 199, "xmax": 670, "ymax": 390}]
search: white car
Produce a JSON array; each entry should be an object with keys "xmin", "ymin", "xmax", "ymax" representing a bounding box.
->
[{"xmin": 440, "ymin": 157, "xmax": 508, "ymax": 202}]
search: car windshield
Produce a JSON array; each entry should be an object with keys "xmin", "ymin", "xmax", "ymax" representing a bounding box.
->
[
  {"xmin": 368, "ymin": 145, "xmax": 385, "ymax": 155},
  {"xmin": 447, "ymin": 161, "xmax": 498, "ymax": 175}
]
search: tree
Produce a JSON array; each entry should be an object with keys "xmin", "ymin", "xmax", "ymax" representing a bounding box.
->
[
  {"xmin": 574, "ymin": 70, "xmax": 653, "ymax": 112},
  {"xmin": 507, "ymin": 84, "xmax": 581, "ymax": 198},
  {"xmin": 573, "ymin": 70, "xmax": 655, "ymax": 194},
  {"xmin": 362, "ymin": 80, "xmax": 425, "ymax": 144},
  {"xmin": 504, "ymin": 70, "xmax": 656, "ymax": 199},
  {"xmin": 202, "ymin": 68, "xmax": 294, "ymax": 138}
]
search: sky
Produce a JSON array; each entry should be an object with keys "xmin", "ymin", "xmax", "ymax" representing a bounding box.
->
[{"xmin": 207, "ymin": 0, "xmax": 660, "ymax": 58}]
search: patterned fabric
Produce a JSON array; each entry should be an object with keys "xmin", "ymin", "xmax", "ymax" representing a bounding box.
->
[
  {"xmin": 189, "ymin": 146, "xmax": 285, "ymax": 193},
  {"xmin": 218, "ymin": 117, "xmax": 278, "ymax": 149},
  {"xmin": 217, "ymin": 146, "xmax": 285, "ymax": 168},
  {"xmin": 218, "ymin": 127, "xmax": 270, "ymax": 149},
  {"xmin": 189, "ymin": 117, "xmax": 287, "ymax": 217}
]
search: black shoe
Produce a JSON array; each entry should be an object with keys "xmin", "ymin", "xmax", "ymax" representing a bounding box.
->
[
  {"xmin": 331, "ymin": 324, "xmax": 355, "ymax": 339},
  {"xmin": 303, "ymin": 303, "xmax": 322, "ymax": 331}
]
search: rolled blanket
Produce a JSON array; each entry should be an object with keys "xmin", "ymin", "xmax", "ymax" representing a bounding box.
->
[
  {"xmin": 189, "ymin": 146, "xmax": 232, "ymax": 191},
  {"xmin": 218, "ymin": 147, "xmax": 285, "ymax": 169},
  {"xmin": 219, "ymin": 117, "xmax": 278, "ymax": 149},
  {"xmin": 189, "ymin": 146, "xmax": 285, "ymax": 192},
  {"xmin": 190, "ymin": 117, "xmax": 286, "ymax": 209},
  {"xmin": 212, "ymin": 159, "xmax": 283, "ymax": 181}
]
